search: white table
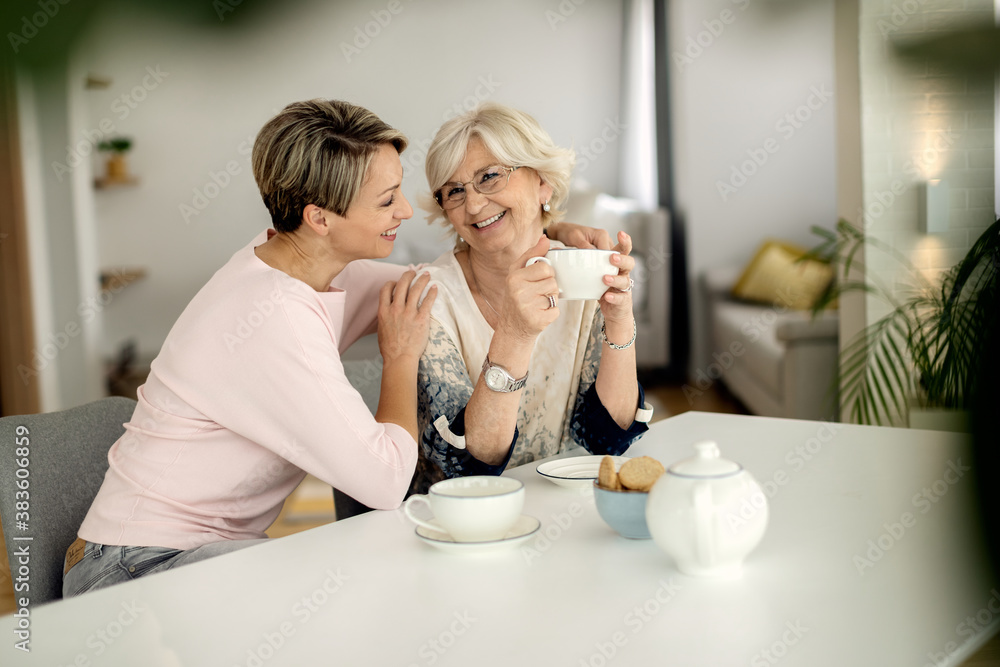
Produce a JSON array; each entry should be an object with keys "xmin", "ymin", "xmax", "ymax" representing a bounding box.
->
[{"xmin": 1, "ymin": 412, "xmax": 996, "ymax": 666}]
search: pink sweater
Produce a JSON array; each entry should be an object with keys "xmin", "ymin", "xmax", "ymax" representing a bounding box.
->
[{"xmin": 79, "ymin": 231, "xmax": 413, "ymax": 550}]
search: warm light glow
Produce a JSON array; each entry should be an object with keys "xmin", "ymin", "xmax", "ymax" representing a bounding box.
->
[
  {"xmin": 913, "ymin": 113, "xmax": 956, "ymax": 180},
  {"xmin": 911, "ymin": 234, "xmax": 950, "ymax": 285}
]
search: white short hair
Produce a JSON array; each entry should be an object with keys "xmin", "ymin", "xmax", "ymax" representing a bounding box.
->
[{"xmin": 423, "ymin": 102, "xmax": 574, "ymax": 234}]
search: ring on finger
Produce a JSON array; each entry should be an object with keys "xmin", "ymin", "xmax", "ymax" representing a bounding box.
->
[
  {"xmin": 620, "ymin": 277, "xmax": 634, "ymax": 293},
  {"xmin": 546, "ymin": 294, "xmax": 557, "ymax": 310}
]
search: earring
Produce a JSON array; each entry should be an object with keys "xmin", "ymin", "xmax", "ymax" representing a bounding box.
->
[{"xmin": 542, "ymin": 200, "xmax": 551, "ymax": 212}]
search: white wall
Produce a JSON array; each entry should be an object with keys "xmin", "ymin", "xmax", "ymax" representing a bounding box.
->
[
  {"xmin": 17, "ymin": 61, "xmax": 106, "ymax": 412},
  {"xmin": 62, "ymin": 0, "xmax": 625, "ymax": 370},
  {"xmin": 669, "ymin": 0, "xmax": 837, "ymax": 375}
]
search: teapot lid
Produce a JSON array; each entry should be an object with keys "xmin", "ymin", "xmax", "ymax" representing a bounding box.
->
[{"xmin": 668, "ymin": 441, "xmax": 741, "ymax": 478}]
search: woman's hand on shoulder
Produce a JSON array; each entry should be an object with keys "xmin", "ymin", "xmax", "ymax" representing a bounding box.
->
[
  {"xmin": 496, "ymin": 235, "xmax": 561, "ymax": 342},
  {"xmin": 600, "ymin": 231, "xmax": 636, "ymax": 325},
  {"xmin": 377, "ymin": 271, "xmax": 437, "ymax": 364}
]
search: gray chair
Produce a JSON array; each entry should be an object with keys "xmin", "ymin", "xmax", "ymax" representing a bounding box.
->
[
  {"xmin": 333, "ymin": 353, "xmax": 382, "ymax": 521},
  {"xmin": 0, "ymin": 396, "xmax": 137, "ymax": 606}
]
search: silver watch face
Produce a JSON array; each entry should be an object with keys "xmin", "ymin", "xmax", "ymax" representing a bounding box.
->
[{"xmin": 485, "ymin": 367, "xmax": 509, "ymax": 391}]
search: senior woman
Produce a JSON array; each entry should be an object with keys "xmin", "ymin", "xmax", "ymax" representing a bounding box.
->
[
  {"xmin": 63, "ymin": 99, "xmax": 438, "ymax": 596},
  {"xmin": 411, "ymin": 103, "xmax": 652, "ymax": 493}
]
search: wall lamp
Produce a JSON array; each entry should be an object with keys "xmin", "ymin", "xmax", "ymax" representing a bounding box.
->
[{"xmin": 919, "ymin": 180, "xmax": 949, "ymax": 234}]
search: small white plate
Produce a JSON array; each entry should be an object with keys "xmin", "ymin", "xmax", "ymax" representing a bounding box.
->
[
  {"xmin": 415, "ymin": 515, "xmax": 541, "ymax": 554},
  {"xmin": 536, "ymin": 455, "xmax": 631, "ymax": 489}
]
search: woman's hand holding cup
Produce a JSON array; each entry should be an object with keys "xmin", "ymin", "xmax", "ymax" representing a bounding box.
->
[
  {"xmin": 600, "ymin": 231, "xmax": 636, "ymax": 326},
  {"xmin": 497, "ymin": 235, "xmax": 561, "ymax": 342}
]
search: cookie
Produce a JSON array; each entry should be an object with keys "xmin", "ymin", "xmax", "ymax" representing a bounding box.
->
[
  {"xmin": 598, "ymin": 455, "xmax": 621, "ymax": 490},
  {"xmin": 618, "ymin": 456, "xmax": 665, "ymax": 492}
]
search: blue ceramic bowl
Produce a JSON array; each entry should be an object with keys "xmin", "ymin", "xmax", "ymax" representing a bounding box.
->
[{"xmin": 593, "ymin": 483, "xmax": 652, "ymax": 539}]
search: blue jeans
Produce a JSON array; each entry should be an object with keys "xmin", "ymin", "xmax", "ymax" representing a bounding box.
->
[{"xmin": 63, "ymin": 539, "xmax": 266, "ymax": 598}]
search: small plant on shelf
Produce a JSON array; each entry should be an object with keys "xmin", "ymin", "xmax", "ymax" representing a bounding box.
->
[{"xmin": 97, "ymin": 136, "xmax": 133, "ymax": 183}]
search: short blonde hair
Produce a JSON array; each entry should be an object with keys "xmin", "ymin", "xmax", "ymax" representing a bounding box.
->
[
  {"xmin": 252, "ymin": 99, "xmax": 408, "ymax": 232},
  {"xmin": 423, "ymin": 102, "xmax": 574, "ymax": 232}
]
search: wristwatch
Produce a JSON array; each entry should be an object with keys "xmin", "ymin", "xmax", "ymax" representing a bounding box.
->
[{"xmin": 481, "ymin": 355, "xmax": 528, "ymax": 393}]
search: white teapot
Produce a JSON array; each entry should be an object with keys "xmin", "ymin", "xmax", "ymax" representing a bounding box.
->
[{"xmin": 645, "ymin": 441, "xmax": 768, "ymax": 577}]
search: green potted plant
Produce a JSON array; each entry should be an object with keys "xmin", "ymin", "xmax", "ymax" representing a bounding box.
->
[
  {"xmin": 806, "ymin": 217, "xmax": 1000, "ymax": 429},
  {"xmin": 98, "ymin": 136, "xmax": 133, "ymax": 182}
]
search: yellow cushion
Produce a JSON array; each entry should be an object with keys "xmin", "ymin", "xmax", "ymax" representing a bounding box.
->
[{"xmin": 731, "ymin": 240, "xmax": 834, "ymax": 310}]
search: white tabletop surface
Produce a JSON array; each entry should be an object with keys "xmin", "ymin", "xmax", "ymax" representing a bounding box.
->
[{"xmin": 1, "ymin": 411, "xmax": 996, "ymax": 666}]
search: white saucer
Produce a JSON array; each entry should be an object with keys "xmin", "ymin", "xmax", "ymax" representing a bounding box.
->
[
  {"xmin": 536, "ymin": 455, "xmax": 631, "ymax": 489},
  {"xmin": 415, "ymin": 515, "xmax": 541, "ymax": 554}
]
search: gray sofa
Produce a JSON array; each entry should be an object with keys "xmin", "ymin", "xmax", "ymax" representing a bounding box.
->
[{"xmin": 700, "ymin": 266, "xmax": 839, "ymax": 421}]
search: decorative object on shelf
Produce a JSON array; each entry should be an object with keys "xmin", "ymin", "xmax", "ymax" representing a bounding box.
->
[
  {"xmin": 98, "ymin": 267, "xmax": 147, "ymax": 292},
  {"xmin": 85, "ymin": 73, "xmax": 112, "ymax": 89},
  {"xmin": 95, "ymin": 136, "xmax": 137, "ymax": 188},
  {"xmin": 806, "ymin": 217, "xmax": 1000, "ymax": 428},
  {"xmin": 105, "ymin": 339, "xmax": 138, "ymax": 397}
]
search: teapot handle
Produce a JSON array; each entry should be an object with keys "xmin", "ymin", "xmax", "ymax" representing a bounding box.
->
[{"xmin": 693, "ymin": 481, "xmax": 715, "ymax": 566}]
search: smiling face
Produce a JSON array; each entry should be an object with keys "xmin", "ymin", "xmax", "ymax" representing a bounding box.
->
[
  {"xmin": 328, "ymin": 142, "xmax": 412, "ymax": 262},
  {"xmin": 443, "ymin": 137, "xmax": 552, "ymax": 260}
]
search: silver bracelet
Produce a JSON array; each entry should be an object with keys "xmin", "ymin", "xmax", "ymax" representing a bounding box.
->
[{"xmin": 601, "ymin": 320, "xmax": 636, "ymax": 350}]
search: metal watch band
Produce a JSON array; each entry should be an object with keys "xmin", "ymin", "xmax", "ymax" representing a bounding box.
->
[{"xmin": 481, "ymin": 355, "xmax": 529, "ymax": 392}]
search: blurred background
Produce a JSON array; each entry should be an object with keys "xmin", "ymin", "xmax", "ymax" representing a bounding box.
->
[
  {"xmin": 0, "ymin": 0, "xmax": 995, "ymax": 428},
  {"xmin": 2, "ymin": 2, "xmax": 1000, "ymax": 653}
]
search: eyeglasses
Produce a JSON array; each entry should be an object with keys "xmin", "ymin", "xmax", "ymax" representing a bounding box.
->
[{"xmin": 433, "ymin": 165, "xmax": 519, "ymax": 210}]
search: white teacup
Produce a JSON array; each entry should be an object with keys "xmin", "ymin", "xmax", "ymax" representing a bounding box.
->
[
  {"xmin": 403, "ymin": 476, "xmax": 524, "ymax": 542},
  {"xmin": 526, "ymin": 248, "xmax": 619, "ymax": 300}
]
